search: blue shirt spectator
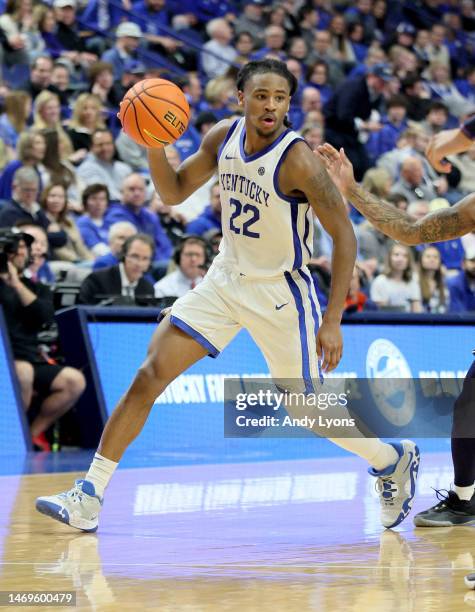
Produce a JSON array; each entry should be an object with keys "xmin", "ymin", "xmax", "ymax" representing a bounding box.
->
[
  {"xmin": 448, "ymin": 256, "xmax": 475, "ymax": 313},
  {"xmin": 431, "ymin": 239, "xmax": 465, "ymax": 272},
  {"xmin": 101, "ymin": 22, "xmax": 142, "ymax": 79},
  {"xmin": 76, "ymin": 184, "xmax": 111, "ymax": 257},
  {"xmin": 185, "ymin": 182, "xmax": 221, "ymax": 236},
  {"xmin": 104, "ymin": 174, "xmax": 172, "ymax": 262}
]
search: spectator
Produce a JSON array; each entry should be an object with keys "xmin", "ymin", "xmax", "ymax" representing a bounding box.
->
[
  {"xmin": 101, "ymin": 22, "xmax": 142, "ymax": 80},
  {"xmin": 22, "ymin": 55, "xmax": 58, "ymax": 100},
  {"xmin": 201, "ymin": 75, "xmax": 236, "ymax": 121},
  {"xmin": 53, "ymin": 0, "xmax": 97, "ymax": 70},
  {"xmin": 370, "ymin": 243, "xmax": 423, "ymax": 312},
  {"xmin": 297, "ymin": 5, "xmax": 319, "ymax": 51},
  {"xmin": 0, "ymin": 90, "xmax": 31, "ymax": 154},
  {"xmin": 0, "ymin": 229, "xmax": 85, "ymax": 450},
  {"xmin": 93, "ymin": 220, "xmax": 136, "ymax": 270},
  {"xmin": 0, "ymin": 0, "xmax": 43, "ymax": 63},
  {"xmin": 76, "ymin": 184, "xmax": 110, "ymax": 257},
  {"xmin": 154, "ymin": 235, "xmax": 208, "ymax": 297},
  {"xmin": 251, "ymin": 25, "xmax": 287, "ymax": 62},
  {"xmin": 234, "ymin": 0, "xmax": 266, "ymax": 46},
  {"xmin": 66, "ymin": 93, "xmax": 105, "ymax": 152},
  {"xmin": 0, "ymin": 167, "xmax": 67, "ymax": 250},
  {"xmin": 201, "ymin": 17, "xmax": 237, "ymax": 79},
  {"xmin": 40, "ymin": 183, "xmax": 94, "ymax": 263},
  {"xmin": 452, "ymin": 144, "xmax": 475, "ymax": 194},
  {"xmin": 347, "ymin": 22, "xmax": 368, "ymax": 63},
  {"xmin": 50, "ymin": 61, "xmax": 73, "ymax": 109},
  {"xmin": 421, "ymin": 100, "xmax": 449, "ymax": 136},
  {"xmin": 19, "ymin": 222, "xmax": 55, "ymax": 284},
  {"xmin": 366, "ymin": 94, "xmax": 409, "ymax": 162},
  {"xmin": 234, "ymin": 31, "xmax": 255, "ymax": 66},
  {"xmin": 0, "ymin": 128, "xmax": 47, "ymax": 200},
  {"xmin": 87, "ymin": 61, "xmax": 123, "ymax": 111},
  {"xmin": 390, "ymin": 156, "xmax": 437, "ymax": 202},
  {"xmin": 344, "ymin": 0, "xmax": 377, "ymax": 46},
  {"xmin": 448, "ymin": 250, "xmax": 475, "ymax": 313},
  {"xmin": 300, "ymin": 124, "xmax": 323, "ymax": 149},
  {"xmin": 78, "ymin": 233, "xmax": 155, "ymax": 305},
  {"xmin": 418, "ymin": 245, "xmax": 448, "ymax": 313},
  {"xmin": 34, "ymin": 4, "xmax": 62, "ymax": 59},
  {"xmin": 41, "ymin": 128, "xmax": 84, "ymax": 213},
  {"xmin": 426, "ymin": 24, "xmax": 450, "ymax": 68},
  {"xmin": 400, "ymin": 73, "xmax": 432, "ymax": 122},
  {"xmin": 310, "ymin": 29, "xmax": 345, "ymax": 87},
  {"xmin": 40, "ymin": 183, "xmax": 93, "ymax": 264},
  {"xmin": 344, "ymin": 266, "xmax": 377, "ymax": 314},
  {"xmin": 324, "ymin": 63, "xmax": 392, "ymax": 181},
  {"xmin": 186, "ymin": 181, "xmax": 221, "ymax": 235},
  {"xmin": 427, "ymin": 61, "xmax": 472, "ymax": 117},
  {"xmin": 306, "ymin": 60, "xmax": 333, "ymax": 106},
  {"xmin": 328, "ymin": 12, "xmax": 356, "ymax": 70},
  {"xmin": 32, "ymin": 90, "xmax": 77, "ymax": 162},
  {"xmin": 76, "ymin": 129, "xmax": 132, "ymax": 202},
  {"xmin": 105, "ymin": 173, "xmax": 172, "ymax": 262}
]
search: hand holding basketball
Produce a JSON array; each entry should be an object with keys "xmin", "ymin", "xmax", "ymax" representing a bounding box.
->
[{"xmin": 118, "ymin": 78, "xmax": 190, "ymax": 148}]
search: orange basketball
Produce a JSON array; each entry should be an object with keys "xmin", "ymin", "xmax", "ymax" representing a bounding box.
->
[{"xmin": 118, "ymin": 78, "xmax": 190, "ymax": 148}]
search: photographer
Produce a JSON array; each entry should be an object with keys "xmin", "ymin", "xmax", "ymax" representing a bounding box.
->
[{"xmin": 0, "ymin": 229, "xmax": 85, "ymax": 450}]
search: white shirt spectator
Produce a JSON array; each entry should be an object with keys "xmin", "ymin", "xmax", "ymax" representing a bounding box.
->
[
  {"xmin": 154, "ymin": 269, "xmax": 203, "ymax": 298},
  {"xmin": 370, "ymin": 275, "xmax": 421, "ymax": 311}
]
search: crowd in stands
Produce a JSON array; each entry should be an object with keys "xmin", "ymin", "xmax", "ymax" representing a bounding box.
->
[{"xmin": 3, "ymin": 0, "xmax": 475, "ymax": 447}]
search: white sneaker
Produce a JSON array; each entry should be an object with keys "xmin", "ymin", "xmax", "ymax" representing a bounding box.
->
[
  {"xmin": 466, "ymin": 573, "xmax": 475, "ymax": 590},
  {"xmin": 369, "ymin": 440, "xmax": 420, "ymax": 529},
  {"xmin": 36, "ymin": 479, "xmax": 102, "ymax": 532}
]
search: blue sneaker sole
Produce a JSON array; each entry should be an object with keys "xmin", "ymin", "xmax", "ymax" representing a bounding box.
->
[
  {"xmin": 385, "ymin": 444, "xmax": 421, "ymax": 529},
  {"xmin": 35, "ymin": 499, "xmax": 98, "ymax": 533}
]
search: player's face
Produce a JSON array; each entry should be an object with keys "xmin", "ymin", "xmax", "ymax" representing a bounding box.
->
[{"xmin": 239, "ymin": 73, "xmax": 291, "ymax": 139}]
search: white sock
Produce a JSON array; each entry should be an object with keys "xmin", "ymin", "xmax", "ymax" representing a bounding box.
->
[
  {"xmin": 85, "ymin": 453, "xmax": 118, "ymax": 497},
  {"xmin": 454, "ymin": 484, "xmax": 475, "ymax": 501},
  {"xmin": 329, "ymin": 438, "xmax": 399, "ymax": 471}
]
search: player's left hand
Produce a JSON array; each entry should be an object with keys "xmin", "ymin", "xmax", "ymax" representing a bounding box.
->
[{"xmin": 316, "ymin": 319, "xmax": 342, "ymax": 373}]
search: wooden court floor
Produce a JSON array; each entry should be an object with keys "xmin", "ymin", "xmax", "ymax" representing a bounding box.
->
[{"xmin": 0, "ymin": 453, "xmax": 473, "ymax": 612}]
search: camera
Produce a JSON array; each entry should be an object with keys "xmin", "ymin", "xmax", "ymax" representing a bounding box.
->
[{"xmin": 0, "ymin": 228, "xmax": 33, "ymax": 274}]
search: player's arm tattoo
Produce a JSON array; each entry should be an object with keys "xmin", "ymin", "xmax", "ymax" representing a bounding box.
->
[
  {"xmin": 307, "ymin": 163, "xmax": 346, "ymax": 209},
  {"xmin": 346, "ymin": 184, "xmax": 475, "ymax": 245}
]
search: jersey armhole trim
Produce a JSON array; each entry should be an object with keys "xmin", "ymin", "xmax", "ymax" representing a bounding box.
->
[
  {"xmin": 217, "ymin": 119, "xmax": 240, "ymax": 163},
  {"xmin": 273, "ymin": 137, "xmax": 309, "ymax": 204}
]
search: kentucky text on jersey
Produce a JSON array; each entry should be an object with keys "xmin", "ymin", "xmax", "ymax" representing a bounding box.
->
[{"xmin": 219, "ymin": 173, "xmax": 270, "ymax": 207}]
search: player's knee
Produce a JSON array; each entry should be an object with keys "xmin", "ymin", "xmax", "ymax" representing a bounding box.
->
[{"xmin": 136, "ymin": 355, "xmax": 169, "ymax": 393}]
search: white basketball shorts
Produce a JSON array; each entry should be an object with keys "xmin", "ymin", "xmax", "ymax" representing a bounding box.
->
[{"xmin": 170, "ymin": 260, "xmax": 322, "ymax": 389}]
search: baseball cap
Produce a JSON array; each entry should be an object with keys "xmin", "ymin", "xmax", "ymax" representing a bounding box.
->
[
  {"xmin": 396, "ymin": 22, "xmax": 416, "ymax": 36},
  {"xmin": 369, "ymin": 63, "xmax": 394, "ymax": 82},
  {"xmin": 53, "ymin": 0, "xmax": 76, "ymax": 8},
  {"xmin": 123, "ymin": 60, "xmax": 146, "ymax": 75},
  {"xmin": 116, "ymin": 22, "xmax": 142, "ymax": 38},
  {"xmin": 245, "ymin": 0, "xmax": 265, "ymax": 6}
]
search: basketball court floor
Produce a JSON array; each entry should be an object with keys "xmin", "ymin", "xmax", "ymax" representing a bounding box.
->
[{"xmin": 0, "ymin": 450, "xmax": 473, "ymax": 611}]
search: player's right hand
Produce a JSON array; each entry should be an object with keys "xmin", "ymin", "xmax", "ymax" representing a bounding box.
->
[
  {"xmin": 315, "ymin": 144, "xmax": 357, "ymax": 195},
  {"xmin": 425, "ymin": 130, "xmax": 456, "ymax": 173}
]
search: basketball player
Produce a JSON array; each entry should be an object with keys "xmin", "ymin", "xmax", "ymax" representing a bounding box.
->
[
  {"xmin": 316, "ymin": 126, "xmax": 475, "ymax": 529},
  {"xmin": 35, "ymin": 60, "xmax": 419, "ymax": 532}
]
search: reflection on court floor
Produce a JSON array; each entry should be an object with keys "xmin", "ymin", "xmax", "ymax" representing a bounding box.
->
[{"xmin": 0, "ymin": 452, "xmax": 472, "ymax": 611}]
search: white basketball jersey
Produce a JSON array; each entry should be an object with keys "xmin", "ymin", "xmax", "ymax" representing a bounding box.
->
[{"xmin": 216, "ymin": 118, "xmax": 314, "ymax": 278}]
